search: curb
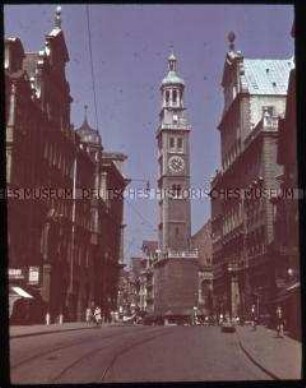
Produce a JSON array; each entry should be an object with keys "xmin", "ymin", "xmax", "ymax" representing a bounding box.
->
[
  {"xmin": 10, "ymin": 325, "xmax": 95, "ymax": 339},
  {"xmin": 10, "ymin": 323, "xmax": 122, "ymax": 339},
  {"xmin": 236, "ymin": 330, "xmax": 280, "ymax": 380}
]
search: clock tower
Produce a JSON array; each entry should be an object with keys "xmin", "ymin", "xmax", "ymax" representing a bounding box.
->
[
  {"xmin": 154, "ymin": 53, "xmax": 198, "ymax": 320},
  {"xmin": 157, "ymin": 52, "xmax": 191, "ymax": 252}
]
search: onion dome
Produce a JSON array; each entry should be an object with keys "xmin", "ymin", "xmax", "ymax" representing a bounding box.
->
[{"xmin": 161, "ymin": 52, "xmax": 185, "ymax": 87}]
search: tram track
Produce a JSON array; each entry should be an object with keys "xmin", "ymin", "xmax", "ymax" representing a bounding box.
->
[
  {"xmin": 11, "ymin": 325, "xmax": 149, "ymax": 371},
  {"xmin": 98, "ymin": 327, "xmax": 174, "ymax": 382},
  {"xmin": 49, "ymin": 326, "xmax": 173, "ymax": 383}
]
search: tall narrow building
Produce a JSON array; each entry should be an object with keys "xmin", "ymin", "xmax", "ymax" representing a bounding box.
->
[
  {"xmin": 210, "ymin": 33, "xmax": 294, "ymax": 320},
  {"xmin": 154, "ymin": 53, "xmax": 199, "ymax": 321}
]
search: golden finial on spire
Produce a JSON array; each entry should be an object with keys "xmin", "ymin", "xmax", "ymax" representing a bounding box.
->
[
  {"xmin": 55, "ymin": 6, "xmax": 62, "ymax": 29},
  {"xmin": 168, "ymin": 44, "xmax": 177, "ymax": 71},
  {"xmin": 228, "ymin": 31, "xmax": 236, "ymax": 51}
]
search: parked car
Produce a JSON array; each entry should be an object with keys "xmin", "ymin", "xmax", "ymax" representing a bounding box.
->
[
  {"xmin": 221, "ymin": 320, "xmax": 236, "ymax": 333},
  {"xmin": 122, "ymin": 314, "xmax": 136, "ymax": 324}
]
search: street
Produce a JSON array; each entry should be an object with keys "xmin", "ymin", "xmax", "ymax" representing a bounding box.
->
[{"xmin": 10, "ymin": 324, "xmax": 273, "ymax": 383}]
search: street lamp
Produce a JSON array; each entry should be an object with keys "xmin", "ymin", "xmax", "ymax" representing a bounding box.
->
[
  {"xmin": 40, "ymin": 208, "xmax": 57, "ymax": 322},
  {"xmin": 227, "ymin": 263, "xmax": 233, "ymax": 320},
  {"xmin": 241, "ymin": 177, "xmax": 265, "ymax": 319}
]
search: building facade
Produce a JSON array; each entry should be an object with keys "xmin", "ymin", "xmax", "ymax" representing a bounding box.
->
[
  {"xmin": 6, "ymin": 8, "xmax": 128, "ymax": 324},
  {"xmin": 154, "ymin": 53, "xmax": 198, "ymax": 321},
  {"xmin": 6, "ymin": 10, "xmax": 77, "ymax": 322},
  {"xmin": 141, "ymin": 240, "xmax": 158, "ymax": 314},
  {"xmin": 191, "ymin": 220, "xmax": 213, "ymax": 317},
  {"xmin": 272, "ymin": 25, "xmax": 300, "ymax": 339},
  {"xmin": 210, "ymin": 32, "xmax": 294, "ymax": 320}
]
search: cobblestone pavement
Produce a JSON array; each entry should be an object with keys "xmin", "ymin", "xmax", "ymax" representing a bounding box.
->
[
  {"xmin": 236, "ymin": 324, "xmax": 301, "ymax": 380},
  {"xmin": 9, "ymin": 323, "xmax": 301, "ymax": 381}
]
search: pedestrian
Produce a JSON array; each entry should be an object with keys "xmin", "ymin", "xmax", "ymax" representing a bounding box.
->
[
  {"xmin": 85, "ymin": 307, "xmax": 92, "ymax": 325},
  {"xmin": 93, "ymin": 306, "xmax": 102, "ymax": 327},
  {"xmin": 276, "ymin": 305, "xmax": 284, "ymax": 338},
  {"xmin": 219, "ymin": 313, "xmax": 224, "ymax": 325},
  {"xmin": 251, "ymin": 304, "xmax": 257, "ymax": 330}
]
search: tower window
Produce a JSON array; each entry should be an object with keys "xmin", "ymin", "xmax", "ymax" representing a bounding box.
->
[
  {"xmin": 171, "ymin": 184, "xmax": 182, "ymax": 197},
  {"xmin": 165, "ymin": 91, "xmax": 170, "ymax": 105},
  {"xmin": 177, "ymin": 138, "xmax": 183, "ymax": 149},
  {"xmin": 169, "ymin": 137, "xmax": 175, "ymax": 148},
  {"xmin": 173, "ymin": 90, "xmax": 177, "ymax": 104}
]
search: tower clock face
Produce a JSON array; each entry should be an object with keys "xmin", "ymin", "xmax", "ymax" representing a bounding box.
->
[{"xmin": 168, "ymin": 155, "xmax": 185, "ymax": 173}]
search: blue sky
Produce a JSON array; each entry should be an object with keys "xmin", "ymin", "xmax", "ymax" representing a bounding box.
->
[{"xmin": 4, "ymin": 5, "xmax": 294, "ymax": 262}]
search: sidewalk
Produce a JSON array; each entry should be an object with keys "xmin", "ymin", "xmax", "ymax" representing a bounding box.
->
[
  {"xmin": 236, "ymin": 325, "xmax": 301, "ymax": 380},
  {"xmin": 10, "ymin": 322, "xmax": 120, "ymax": 339}
]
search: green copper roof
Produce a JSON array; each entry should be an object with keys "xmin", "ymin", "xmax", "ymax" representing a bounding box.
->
[
  {"xmin": 161, "ymin": 70, "xmax": 185, "ymax": 86},
  {"xmin": 243, "ymin": 58, "xmax": 294, "ymax": 95}
]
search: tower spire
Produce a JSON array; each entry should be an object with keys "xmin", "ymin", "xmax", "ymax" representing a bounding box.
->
[
  {"xmin": 84, "ymin": 104, "xmax": 88, "ymax": 124},
  {"xmin": 169, "ymin": 44, "xmax": 174, "ymax": 56},
  {"xmin": 168, "ymin": 48, "xmax": 177, "ymax": 72}
]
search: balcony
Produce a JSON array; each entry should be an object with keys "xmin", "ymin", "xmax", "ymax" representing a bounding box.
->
[
  {"xmin": 244, "ymin": 115, "xmax": 279, "ymax": 148},
  {"xmin": 158, "ymin": 249, "xmax": 199, "ymax": 260},
  {"xmin": 159, "ymin": 122, "xmax": 191, "ymax": 131}
]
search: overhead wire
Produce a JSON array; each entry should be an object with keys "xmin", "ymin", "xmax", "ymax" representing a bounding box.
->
[
  {"xmin": 125, "ymin": 198, "xmax": 157, "ymax": 233},
  {"xmin": 85, "ymin": 8, "xmax": 157, "ymax": 257},
  {"xmin": 85, "ymin": 5, "xmax": 99, "ymax": 131}
]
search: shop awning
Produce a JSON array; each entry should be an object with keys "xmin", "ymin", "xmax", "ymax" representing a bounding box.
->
[
  {"xmin": 268, "ymin": 282, "xmax": 300, "ymax": 304},
  {"xmin": 11, "ymin": 286, "xmax": 33, "ymax": 299},
  {"xmin": 286, "ymin": 282, "xmax": 300, "ymax": 292}
]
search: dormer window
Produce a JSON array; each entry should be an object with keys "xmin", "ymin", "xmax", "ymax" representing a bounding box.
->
[{"xmin": 262, "ymin": 106, "xmax": 274, "ymax": 116}]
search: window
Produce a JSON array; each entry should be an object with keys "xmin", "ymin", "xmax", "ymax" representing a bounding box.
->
[
  {"xmin": 44, "ymin": 144, "xmax": 48, "ymax": 159},
  {"xmin": 58, "ymin": 153, "xmax": 61, "ymax": 169},
  {"xmin": 173, "ymin": 114, "xmax": 178, "ymax": 124},
  {"xmin": 177, "ymin": 185, "xmax": 182, "ymax": 197},
  {"xmin": 171, "ymin": 184, "xmax": 182, "ymax": 198},
  {"xmin": 169, "ymin": 137, "xmax": 175, "ymax": 148},
  {"xmin": 86, "ymin": 250, "xmax": 89, "ymax": 268},
  {"xmin": 175, "ymin": 227, "xmax": 179, "ymax": 236},
  {"xmin": 52, "ymin": 146, "xmax": 57, "ymax": 166},
  {"xmin": 165, "ymin": 91, "xmax": 170, "ymax": 105},
  {"xmin": 173, "ymin": 90, "xmax": 177, "ymax": 104},
  {"xmin": 49, "ymin": 145, "xmax": 53, "ymax": 166},
  {"xmin": 262, "ymin": 106, "xmax": 274, "ymax": 116},
  {"xmin": 177, "ymin": 138, "xmax": 183, "ymax": 149}
]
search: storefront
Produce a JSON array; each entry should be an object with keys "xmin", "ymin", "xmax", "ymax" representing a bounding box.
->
[{"xmin": 8, "ymin": 267, "xmax": 46, "ymax": 325}]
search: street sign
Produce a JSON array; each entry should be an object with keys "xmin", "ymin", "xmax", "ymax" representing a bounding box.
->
[
  {"xmin": 203, "ymin": 272, "xmax": 213, "ymax": 280},
  {"xmin": 8, "ymin": 268, "xmax": 24, "ymax": 280},
  {"xmin": 29, "ymin": 266, "xmax": 40, "ymax": 284}
]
